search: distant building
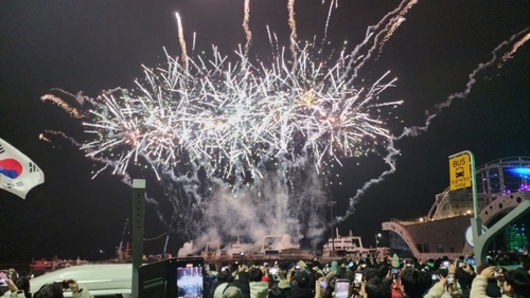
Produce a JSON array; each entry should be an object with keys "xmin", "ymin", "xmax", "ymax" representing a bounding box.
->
[{"xmin": 382, "ymin": 156, "xmax": 530, "ymax": 260}]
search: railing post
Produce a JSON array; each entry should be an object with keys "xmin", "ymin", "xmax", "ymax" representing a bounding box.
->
[{"xmin": 131, "ymin": 179, "xmax": 146, "ymax": 298}]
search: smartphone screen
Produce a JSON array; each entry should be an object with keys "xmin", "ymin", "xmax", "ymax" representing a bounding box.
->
[
  {"xmin": 176, "ymin": 261, "xmax": 204, "ymax": 298},
  {"xmin": 390, "ymin": 268, "xmax": 400, "ymax": 281},
  {"xmin": 334, "ymin": 280, "xmax": 350, "ymax": 298},
  {"xmin": 319, "ymin": 281, "xmax": 328, "ymax": 289},
  {"xmin": 431, "ymin": 274, "xmax": 439, "ymax": 281},
  {"xmin": 354, "ymin": 273, "xmax": 363, "ymax": 283},
  {"xmin": 354, "ymin": 272, "xmax": 363, "ymax": 287},
  {"xmin": 442, "ymin": 261, "xmax": 450, "ymax": 269},
  {"xmin": 0, "ymin": 271, "xmax": 9, "ymax": 287}
]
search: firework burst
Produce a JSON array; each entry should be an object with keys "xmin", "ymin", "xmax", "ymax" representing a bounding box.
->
[
  {"xmin": 42, "ymin": 0, "xmax": 421, "ymax": 248},
  {"xmin": 69, "ymin": 25, "xmax": 404, "ymax": 186}
]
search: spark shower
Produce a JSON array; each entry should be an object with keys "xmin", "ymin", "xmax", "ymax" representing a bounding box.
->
[{"xmin": 41, "ymin": 0, "xmax": 529, "ymax": 253}]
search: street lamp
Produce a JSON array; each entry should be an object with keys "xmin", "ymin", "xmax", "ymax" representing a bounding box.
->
[
  {"xmin": 375, "ymin": 233, "xmax": 381, "ymax": 247},
  {"xmin": 328, "ymin": 201, "xmax": 337, "ymax": 257}
]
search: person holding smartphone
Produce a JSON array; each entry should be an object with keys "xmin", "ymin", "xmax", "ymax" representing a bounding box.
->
[
  {"xmin": 398, "ymin": 268, "xmax": 450, "ymax": 298},
  {"xmin": 4, "ymin": 277, "xmax": 31, "ymax": 298},
  {"xmin": 24, "ymin": 279, "xmax": 93, "ymax": 298},
  {"xmin": 333, "ymin": 279, "xmax": 350, "ymax": 298},
  {"xmin": 471, "ymin": 267, "xmax": 528, "ymax": 298},
  {"xmin": 5, "ymin": 278, "xmax": 25, "ymax": 298}
]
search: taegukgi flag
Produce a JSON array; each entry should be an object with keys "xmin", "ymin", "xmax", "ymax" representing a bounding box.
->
[{"xmin": 0, "ymin": 138, "xmax": 45, "ymax": 199}]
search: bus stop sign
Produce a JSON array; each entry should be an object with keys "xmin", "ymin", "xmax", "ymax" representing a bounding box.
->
[{"xmin": 449, "ymin": 153, "xmax": 472, "ymax": 191}]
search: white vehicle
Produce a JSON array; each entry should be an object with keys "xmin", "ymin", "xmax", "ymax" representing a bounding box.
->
[{"xmin": 28, "ymin": 264, "xmax": 132, "ymax": 298}]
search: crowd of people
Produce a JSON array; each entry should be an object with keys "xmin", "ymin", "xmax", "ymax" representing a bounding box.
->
[
  {"xmin": 0, "ymin": 269, "xmax": 93, "ymax": 298},
  {"xmin": 2, "ymin": 253, "xmax": 530, "ymax": 298},
  {"xmin": 201, "ymin": 254, "xmax": 530, "ymax": 298}
]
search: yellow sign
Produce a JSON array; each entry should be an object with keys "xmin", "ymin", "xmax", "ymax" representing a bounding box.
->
[{"xmin": 449, "ymin": 154, "xmax": 472, "ymax": 190}]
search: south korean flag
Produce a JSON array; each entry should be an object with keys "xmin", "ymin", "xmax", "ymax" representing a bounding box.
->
[{"xmin": 0, "ymin": 138, "xmax": 45, "ymax": 199}]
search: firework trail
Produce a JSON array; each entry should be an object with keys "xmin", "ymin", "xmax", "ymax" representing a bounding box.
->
[
  {"xmin": 322, "ymin": 0, "xmax": 338, "ymax": 43},
  {"xmin": 41, "ymin": 94, "xmax": 85, "ymax": 119},
  {"xmin": 377, "ymin": 0, "xmax": 417, "ymax": 56},
  {"xmin": 329, "ymin": 28, "xmax": 530, "ymax": 223},
  {"xmin": 42, "ymin": 129, "xmax": 83, "ymax": 146},
  {"xmin": 378, "ymin": 17, "xmax": 406, "ymax": 57},
  {"xmin": 348, "ymin": 0, "xmax": 418, "ymax": 81},
  {"xmin": 383, "ymin": 0, "xmax": 416, "ymax": 42},
  {"xmin": 336, "ymin": 140, "xmax": 400, "ymax": 222},
  {"xmin": 42, "ymin": 127, "xmax": 169, "ymax": 229},
  {"xmin": 395, "ymin": 27, "xmax": 530, "ymax": 140},
  {"xmin": 39, "ymin": 0, "xmax": 444, "ymax": 250},
  {"xmin": 288, "ymin": 0, "xmax": 297, "ymax": 55},
  {"xmin": 333, "ymin": 28, "xmax": 530, "ymax": 223},
  {"xmin": 243, "ymin": 0, "xmax": 252, "ymax": 56},
  {"xmin": 499, "ymin": 31, "xmax": 530, "ymax": 68},
  {"xmin": 38, "ymin": 134, "xmax": 51, "ymax": 143},
  {"xmin": 175, "ymin": 13, "xmax": 188, "ymax": 71}
]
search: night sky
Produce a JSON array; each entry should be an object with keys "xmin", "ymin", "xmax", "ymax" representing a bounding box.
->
[{"xmin": 1, "ymin": 0, "xmax": 529, "ymax": 264}]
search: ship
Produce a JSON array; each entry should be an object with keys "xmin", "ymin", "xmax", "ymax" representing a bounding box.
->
[
  {"xmin": 198, "ymin": 235, "xmax": 312, "ymax": 261},
  {"xmin": 321, "ymin": 229, "xmax": 388, "ymax": 258}
]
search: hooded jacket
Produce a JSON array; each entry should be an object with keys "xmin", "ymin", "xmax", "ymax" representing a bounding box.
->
[
  {"xmin": 423, "ymin": 283, "xmax": 447, "ymax": 298},
  {"xmin": 470, "ymin": 275, "xmax": 512, "ymax": 298},
  {"xmin": 212, "ymin": 283, "xmax": 231, "ymax": 298},
  {"xmin": 249, "ymin": 281, "xmax": 269, "ymax": 298}
]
